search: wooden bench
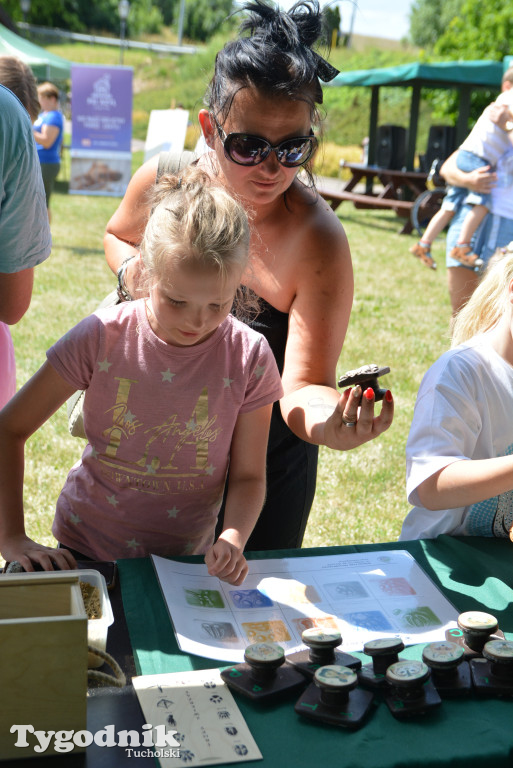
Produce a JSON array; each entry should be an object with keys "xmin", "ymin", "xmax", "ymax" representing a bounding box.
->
[{"xmin": 317, "ymin": 186, "xmax": 415, "ymax": 234}]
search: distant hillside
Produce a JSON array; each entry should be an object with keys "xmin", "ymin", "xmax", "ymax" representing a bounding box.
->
[{"xmin": 347, "ymin": 33, "xmax": 411, "ymax": 52}]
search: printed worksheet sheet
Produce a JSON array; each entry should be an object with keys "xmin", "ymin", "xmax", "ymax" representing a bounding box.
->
[
  {"xmin": 152, "ymin": 550, "xmax": 458, "ymax": 663},
  {"xmin": 133, "ymin": 668, "xmax": 262, "ymax": 767}
]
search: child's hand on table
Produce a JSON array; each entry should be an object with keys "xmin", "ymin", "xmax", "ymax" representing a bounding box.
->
[{"xmin": 205, "ymin": 533, "xmax": 248, "ymax": 586}]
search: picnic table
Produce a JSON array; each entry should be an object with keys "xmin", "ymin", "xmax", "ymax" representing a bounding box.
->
[{"xmin": 317, "ymin": 162, "xmax": 434, "ymax": 234}]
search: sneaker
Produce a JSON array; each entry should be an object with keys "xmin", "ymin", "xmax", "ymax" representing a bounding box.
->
[
  {"xmin": 450, "ymin": 244, "xmax": 484, "ymax": 269},
  {"xmin": 409, "ymin": 242, "xmax": 437, "ymax": 269}
]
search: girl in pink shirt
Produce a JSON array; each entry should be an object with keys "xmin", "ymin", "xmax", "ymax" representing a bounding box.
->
[{"xmin": 0, "ymin": 167, "xmax": 282, "ymax": 585}]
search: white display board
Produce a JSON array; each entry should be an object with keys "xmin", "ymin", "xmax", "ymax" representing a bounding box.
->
[
  {"xmin": 152, "ymin": 550, "xmax": 459, "ymax": 663},
  {"xmin": 144, "ymin": 108, "xmax": 189, "ymax": 162}
]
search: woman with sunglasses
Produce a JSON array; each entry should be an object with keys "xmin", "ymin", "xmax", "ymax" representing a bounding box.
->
[{"xmin": 104, "ymin": 0, "xmax": 394, "ymax": 551}]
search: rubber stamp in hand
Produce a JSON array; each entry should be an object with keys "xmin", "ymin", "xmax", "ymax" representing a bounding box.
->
[{"xmin": 338, "ymin": 363, "xmax": 391, "ymax": 401}]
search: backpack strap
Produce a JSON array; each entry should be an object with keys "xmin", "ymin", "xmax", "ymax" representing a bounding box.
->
[{"xmin": 156, "ymin": 149, "xmax": 195, "ymax": 181}]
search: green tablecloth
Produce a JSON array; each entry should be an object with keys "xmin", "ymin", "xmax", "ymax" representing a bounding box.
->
[{"xmin": 118, "ymin": 536, "xmax": 513, "ymax": 768}]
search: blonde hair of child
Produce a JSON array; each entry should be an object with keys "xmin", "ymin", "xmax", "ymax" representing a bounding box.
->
[
  {"xmin": 140, "ymin": 166, "xmax": 252, "ymax": 307},
  {"xmin": 451, "ymin": 252, "xmax": 513, "ymax": 347}
]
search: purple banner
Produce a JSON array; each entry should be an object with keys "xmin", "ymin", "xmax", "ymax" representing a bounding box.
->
[{"xmin": 71, "ymin": 64, "xmax": 132, "ymax": 152}]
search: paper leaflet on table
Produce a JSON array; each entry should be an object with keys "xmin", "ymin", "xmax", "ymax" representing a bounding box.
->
[
  {"xmin": 132, "ymin": 668, "xmax": 262, "ymax": 767},
  {"xmin": 152, "ymin": 550, "xmax": 459, "ymax": 663}
]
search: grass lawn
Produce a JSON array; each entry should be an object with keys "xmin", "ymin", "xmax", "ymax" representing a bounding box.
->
[{"xmin": 5, "ymin": 165, "xmax": 452, "ymax": 564}]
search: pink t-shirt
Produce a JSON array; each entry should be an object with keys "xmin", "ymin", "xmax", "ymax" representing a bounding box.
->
[{"xmin": 46, "ymin": 300, "xmax": 283, "ymax": 560}]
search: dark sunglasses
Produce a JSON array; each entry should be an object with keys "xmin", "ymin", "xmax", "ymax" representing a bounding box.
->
[{"xmin": 211, "ymin": 114, "xmax": 318, "ymax": 168}]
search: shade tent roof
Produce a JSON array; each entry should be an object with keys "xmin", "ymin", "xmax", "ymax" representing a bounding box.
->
[
  {"xmin": 331, "ymin": 60, "xmax": 503, "ymax": 89},
  {"xmin": 0, "ymin": 24, "xmax": 71, "ymax": 81},
  {"xmin": 329, "ymin": 60, "xmax": 504, "ymax": 171}
]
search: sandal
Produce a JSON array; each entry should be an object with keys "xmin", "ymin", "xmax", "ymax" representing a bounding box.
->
[
  {"xmin": 409, "ymin": 242, "xmax": 437, "ymax": 270},
  {"xmin": 450, "ymin": 244, "xmax": 484, "ymax": 269}
]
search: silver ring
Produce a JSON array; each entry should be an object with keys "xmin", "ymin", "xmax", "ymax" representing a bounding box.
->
[{"xmin": 342, "ymin": 417, "xmax": 357, "ymax": 427}]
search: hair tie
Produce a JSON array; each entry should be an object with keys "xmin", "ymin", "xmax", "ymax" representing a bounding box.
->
[{"xmin": 311, "ymin": 51, "xmax": 339, "ymax": 82}]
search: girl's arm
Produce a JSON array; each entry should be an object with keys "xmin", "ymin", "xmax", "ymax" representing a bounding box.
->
[
  {"xmin": 204, "ymin": 404, "xmax": 272, "ymax": 585},
  {"xmin": 33, "ymin": 123, "xmax": 60, "ymax": 150},
  {"xmin": 103, "ymin": 154, "xmax": 160, "ymax": 297},
  {"xmin": 279, "ymin": 203, "xmax": 394, "ymax": 450},
  {"xmin": 417, "ymin": 455, "xmax": 513, "ymax": 511},
  {"xmin": 0, "ymin": 361, "xmax": 79, "ymax": 571}
]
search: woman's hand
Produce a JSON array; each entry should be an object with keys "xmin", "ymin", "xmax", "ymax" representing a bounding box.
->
[
  {"xmin": 323, "ymin": 385, "xmax": 394, "ymax": 451},
  {"xmin": 1, "ymin": 534, "xmax": 77, "ymax": 572},
  {"xmin": 205, "ymin": 534, "xmax": 248, "ymax": 586},
  {"xmin": 463, "ymin": 164, "xmax": 497, "ymax": 194},
  {"xmin": 440, "ymin": 152, "xmax": 497, "ymax": 194}
]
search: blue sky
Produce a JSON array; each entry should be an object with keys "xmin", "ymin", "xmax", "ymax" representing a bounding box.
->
[
  {"xmin": 278, "ymin": 1, "xmax": 415, "ymax": 41},
  {"xmin": 346, "ymin": 0, "xmax": 414, "ymax": 40}
]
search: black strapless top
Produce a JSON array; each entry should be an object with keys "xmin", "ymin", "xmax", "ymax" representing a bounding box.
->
[
  {"xmin": 245, "ymin": 297, "xmax": 289, "ymax": 375},
  {"xmin": 242, "ymin": 298, "xmax": 292, "ymax": 449}
]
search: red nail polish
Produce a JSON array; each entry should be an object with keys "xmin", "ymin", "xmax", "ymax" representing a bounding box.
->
[
  {"xmin": 364, "ymin": 387, "xmax": 374, "ymax": 401},
  {"xmin": 385, "ymin": 389, "xmax": 393, "ymax": 403}
]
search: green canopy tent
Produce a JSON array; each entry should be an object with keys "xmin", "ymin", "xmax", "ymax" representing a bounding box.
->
[
  {"xmin": 0, "ymin": 24, "xmax": 71, "ymax": 81},
  {"xmin": 329, "ymin": 60, "xmax": 503, "ymax": 171}
]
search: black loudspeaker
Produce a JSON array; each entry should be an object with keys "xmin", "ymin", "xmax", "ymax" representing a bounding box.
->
[
  {"xmin": 425, "ymin": 125, "xmax": 456, "ymax": 169},
  {"xmin": 375, "ymin": 125, "xmax": 407, "ymax": 170}
]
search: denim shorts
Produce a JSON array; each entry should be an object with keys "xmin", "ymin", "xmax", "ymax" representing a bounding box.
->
[
  {"xmin": 453, "ymin": 149, "xmax": 493, "ymax": 209},
  {"xmin": 446, "ymin": 205, "xmax": 513, "ymax": 269},
  {"xmin": 441, "ymin": 184, "xmax": 469, "ymax": 212}
]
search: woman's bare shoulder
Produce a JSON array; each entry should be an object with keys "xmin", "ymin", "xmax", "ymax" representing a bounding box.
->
[{"xmin": 291, "ymin": 180, "xmax": 350, "ymax": 262}]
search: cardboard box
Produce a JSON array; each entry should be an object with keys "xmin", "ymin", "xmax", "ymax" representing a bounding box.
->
[
  {"xmin": 77, "ymin": 569, "xmax": 114, "ymax": 668},
  {"xmin": 0, "ymin": 572, "xmax": 88, "ymax": 760}
]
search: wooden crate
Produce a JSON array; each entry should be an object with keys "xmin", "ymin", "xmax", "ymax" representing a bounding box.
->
[{"xmin": 0, "ymin": 572, "xmax": 88, "ymax": 760}]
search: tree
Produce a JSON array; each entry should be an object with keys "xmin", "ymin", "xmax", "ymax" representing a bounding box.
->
[
  {"xmin": 1, "ymin": 0, "xmax": 84, "ymax": 30},
  {"xmin": 430, "ymin": 0, "xmax": 513, "ymax": 125},
  {"xmin": 184, "ymin": 0, "xmax": 234, "ymax": 43},
  {"xmin": 153, "ymin": 0, "xmax": 177, "ymax": 27},
  {"xmin": 409, "ymin": 0, "xmax": 463, "ymax": 49},
  {"xmin": 435, "ymin": 0, "xmax": 513, "ymax": 61},
  {"xmin": 0, "ymin": 0, "xmax": 233, "ymax": 40},
  {"xmin": 323, "ymin": 4, "xmax": 341, "ymax": 48}
]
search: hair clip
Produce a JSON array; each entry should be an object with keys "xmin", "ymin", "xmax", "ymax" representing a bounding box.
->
[{"xmin": 312, "ymin": 51, "xmax": 339, "ymax": 82}]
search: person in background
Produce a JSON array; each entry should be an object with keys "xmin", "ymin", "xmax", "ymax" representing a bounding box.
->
[
  {"xmin": 0, "ymin": 166, "xmax": 283, "ymax": 583},
  {"xmin": 402, "ymin": 251, "xmax": 513, "ymax": 541},
  {"xmin": 33, "ymin": 81, "xmax": 64, "ymax": 222},
  {"xmin": 410, "ymin": 67, "xmax": 513, "ymax": 272},
  {"xmin": 0, "ymin": 82, "xmax": 50, "ymax": 410},
  {"xmin": 103, "ymin": 0, "xmax": 394, "ymax": 552},
  {"xmin": 441, "ymin": 138, "xmax": 513, "ymax": 315}
]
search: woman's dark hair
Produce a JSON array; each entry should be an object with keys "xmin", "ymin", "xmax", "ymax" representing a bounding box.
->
[
  {"xmin": 207, "ymin": 0, "xmax": 333, "ymax": 120},
  {"xmin": 206, "ymin": 1, "xmax": 337, "ymax": 189}
]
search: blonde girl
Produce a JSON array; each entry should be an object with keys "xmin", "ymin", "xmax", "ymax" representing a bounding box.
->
[
  {"xmin": 0, "ymin": 168, "xmax": 282, "ymax": 584},
  {"xmin": 402, "ymin": 252, "xmax": 513, "ymax": 540}
]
